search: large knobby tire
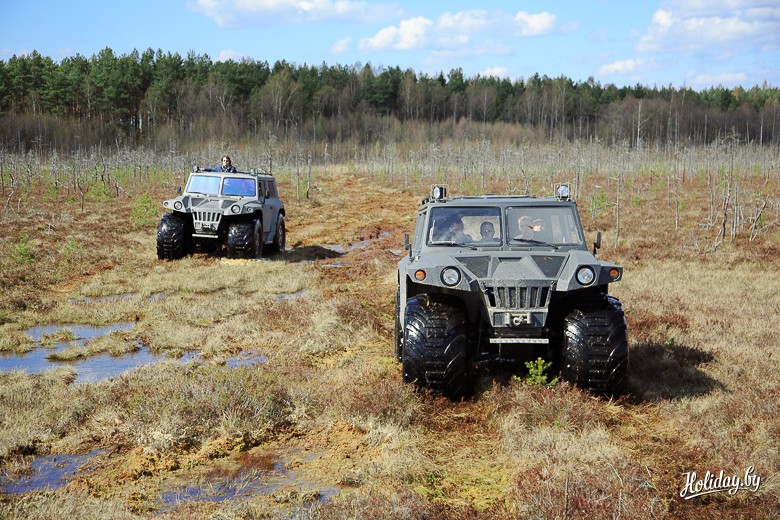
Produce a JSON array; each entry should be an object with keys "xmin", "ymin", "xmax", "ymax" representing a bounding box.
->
[
  {"xmin": 403, "ymin": 295, "xmax": 470, "ymax": 399},
  {"xmin": 562, "ymin": 294, "xmax": 628, "ymax": 394},
  {"xmin": 269, "ymin": 215, "xmax": 286, "ymax": 253},
  {"xmin": 226, "ymin": 220, "xmax": 262, "ymax": 259},
  {"xmin": 394, "ymin": 288, "xmax": 403, "ymax": 362},
  {"xmin": 156, "ymin": 213, "xmax": 190, "ymax": 260}
]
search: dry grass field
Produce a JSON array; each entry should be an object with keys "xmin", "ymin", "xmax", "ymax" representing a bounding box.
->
[{"xmin": 0, "ymin": 143, "xmax": 779, "ymax": 518}]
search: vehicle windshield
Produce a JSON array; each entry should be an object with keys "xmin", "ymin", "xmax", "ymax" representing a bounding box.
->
[
  {"xmin": 185, "ymin": 175, "xmax": 256, "ymax": 197},
  {"xmin": 506, "ymin": 206, "xmax": 584, "ymax": 246},
  {"xmin": 221, "ymin": 177, "xmax": 256, "ymax": 197},
  {"xmin": 427, "ymin": 207, "xmax": 502, "ymax": 246}
]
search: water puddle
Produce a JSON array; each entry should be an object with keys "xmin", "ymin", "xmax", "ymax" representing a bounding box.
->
[
  {"xmin": 321, "ymin": 231, "xmax": 393, "ymax": 256},
  {"xmin": 321, "ymin": 244, "xmax": 347, "ymax": 254},
  {"xmin": 158, "ymin": 452, "xmax": 338, "ymax": 513},
  {"xmin": 225, "ymin": 353, "xmax": 269, "ymax": 368},
  {"xmin": 25, "ymin": 322, "xmax": 137, "ymax": 344},
  {"xmin": 319, "ymin": 260, "xmax": 349, "ymax": 268},
  {"xmin": 275, "ymin": 289, "xmax": 308, "ymax": 302},
  {"xmin": 0, "ymin": 449, "xmax": 106, "ymax": 494},
  {"xmin": 0, "ymin": 323, "xmax": 203, "ymax": 384}
]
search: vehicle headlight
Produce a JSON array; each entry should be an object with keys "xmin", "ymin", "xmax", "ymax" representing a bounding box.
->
[
  {"xmin": 173, "ymin": 201, "xmax": 183, "ymax": 210},
  {"xmin": 441, "ymin": 267, "xmax": 461, "ymax": 286},
  {"xmin": 576, "ymin": 266, "xmax": 595, "ymax": 285},
  {"xmin": 230, "ymin": 204, "xmax": 241, "ymax": 214}
]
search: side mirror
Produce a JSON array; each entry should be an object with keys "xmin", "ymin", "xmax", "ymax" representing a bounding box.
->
[
  {"xmin": 593, "ymin": 231, "xmax": 602, "ymax": 255},
  {"xmin": 177, "ymin": 185, "xmax": 182, "ymax": 195},
  {"xmin": 265, "ymin": 190, "xmax": 271, "ymax": 199},
  {"xmin": 404, "ymin": 233, "xmax": 411, "ymax": 258}
]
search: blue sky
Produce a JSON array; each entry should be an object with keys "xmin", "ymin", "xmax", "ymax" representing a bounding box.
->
[{"xmin": 2, "ymin": 0, "xmax": 778, "ymax": 89}]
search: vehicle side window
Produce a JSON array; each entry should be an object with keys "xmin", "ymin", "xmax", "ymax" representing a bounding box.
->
[
  {"xmin": 258, "ymin": 181, "xmax": 267, "ymax": 198},
  {"xmin": 412, "ymin": 211, "xmax": 426, "ymax": 252},
  {"xmin": 267, "ymin": 181, "xmax": 277, "ymax": 198}
]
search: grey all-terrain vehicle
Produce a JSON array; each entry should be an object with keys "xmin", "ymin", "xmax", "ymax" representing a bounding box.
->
[
  {"xmin": 395, "ymin": 185, "xmax": 627, "ymax": 398},
  {"xmin": 157, "ymin": 167, "xmax": 286, "ymax": 260}
]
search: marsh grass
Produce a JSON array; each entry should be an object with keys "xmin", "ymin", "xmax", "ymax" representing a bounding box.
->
[
  {"xmin": 39, "ymin": 328, "xmax": 78, "ymax": 347},
  {"xmin": 0, "ymin": 324, "xmax": 35, "ymax": 353},
  {"xmin": 0, "ymin": 144, "xmax": 778, "ymax": 516},
  {"xmin": 0, "ymin": 367, "xmax": 86, "ymax": 461},
  {"xmin": 44, "ymin": 330, "xmax": 138, "ymax": 361},
  {"xmin": 0, "ymin": 490, "xmax": 139, "ymax": 520}
]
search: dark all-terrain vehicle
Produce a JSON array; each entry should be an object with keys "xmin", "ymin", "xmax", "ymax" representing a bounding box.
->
[
  {"xmin": 395, "ymin": 185, "xmax": 627, "ymax": 398},
  {"xmin": 157, "ymin": 167, "xmax": 286, "ymax": 260}
]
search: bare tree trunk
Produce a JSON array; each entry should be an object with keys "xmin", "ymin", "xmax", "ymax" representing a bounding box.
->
[
  {"xmin": 615, "ymin": 166, "xmax": 622, "ymax": 248},
  {"xmin": 674, "ymin": 151, "xmax": 680, "ymax": 232}
]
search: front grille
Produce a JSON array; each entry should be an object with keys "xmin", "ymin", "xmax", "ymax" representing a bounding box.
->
[
  {"xmin": 194, "ymin": 211, "xmax": 222, "ymax": 225},
  {"xmin": 484, "ymin": 285, "xmax": 551, "ymax": 310}
]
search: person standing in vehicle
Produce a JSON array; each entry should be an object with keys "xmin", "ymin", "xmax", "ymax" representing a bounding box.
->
[{"xmin": 205, "ymin": 155, "xmax": 237, "ymax": 172}]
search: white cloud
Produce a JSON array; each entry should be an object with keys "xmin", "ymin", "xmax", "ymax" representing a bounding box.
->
[
  {"xmin": 330, "ymin": 37, "xmax": 351, "ymax": 55},
  {"xmin": 216, "ymin": 49, "xmax": 244, "ymax": 61},
  {"xmin": 636, "ymin": 3, "xmax": 780, "ymax": 53},
  {"xmin": 480, "ymin": 66, "xmax": 509, "ymax": 78},
  {"xmin": 428, "ymin": 41, "xmax": 513, "ymax": 60},
  {"xmin": 560, "ymin": 22, "xmax": 579, "ymax": 34},
  {"xmin": 357, "ymin": 8, "xmax": 558, "ymax": 56},
  {"xmin": 599, "ymin": 58, "xmax": 645, "ymax": 75},
  {"xmin": 659, "ymin": 0, "xmax": 774, "ymax": 17},
  {"xmin": 3, "ymin": 48, "xmax": 34, "ymax": 58},
  {"xmin": 359, "ymin": 17, "xmax": 433, "ymax": 51},
  {"xmin": 438, "ymin": 10, "xmax": 491, "ymax": 33},
  {"xmin": 435, "ymin": 33, "xmax": 471, "ymax": 48},
  {"xmin": 688, "ymin": 70, "xmax": 748, "ymax": 87},
  {"xmin": 188, "ymin": 0, "xmax": 394, "ymax": 26},
  {"xmin": 513, "ymin": 11, "xmax": 556, "ymax": 36}
]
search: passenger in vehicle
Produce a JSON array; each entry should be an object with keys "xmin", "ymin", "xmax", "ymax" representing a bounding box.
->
[
  {"xmin": 205, "ymin": 155, "xmax": 237, "ymax": 173},
  {"xmin": 479, "ymin": 221, "xmax": 495, "ymax": 241},
  {"xmin": 434, "ymin": 215, "xmax": 472, "ymax": 242}
]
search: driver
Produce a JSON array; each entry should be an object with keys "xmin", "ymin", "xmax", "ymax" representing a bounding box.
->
[{"xmin": 516, "ymin": 215, "xmax": 534, "ymax": 239}]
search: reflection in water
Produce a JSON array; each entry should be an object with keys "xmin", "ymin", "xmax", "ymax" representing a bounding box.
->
[
  {"xmin": 274, "ymin": 289, "xmax": 308, "ymax": 302},
  {"xmin": 0, "ymin": 323, "xmax": 140, "ymax": 383},
  {"xmin": 158, "ymin": 455, "xmax": 339, "ymax": 513},
  {"xmin": 0, "ymin": 449, "xmax": 106, "ymax": 494},
  {"xmin": 0, "ymin": 323, "xmax": 244, "ymax": 383}
]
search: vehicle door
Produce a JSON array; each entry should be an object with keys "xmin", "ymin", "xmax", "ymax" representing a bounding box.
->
[{"xmin": 264, "ymin": 180, "xmax": 283, "ymax": 241}]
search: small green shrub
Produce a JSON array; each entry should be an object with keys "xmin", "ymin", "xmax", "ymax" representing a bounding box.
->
[
  {"xmin": 43, "ymin": 181, "xmax": 59, "ymax": 202},
  {"xmin": 514, "ymin": 357, "xmax": 559, "ymax": 387},
  {"xmin": 89, "ymin": 183, "xmax": 112, "ymax": 204},
  {"xmin": 129, "ymin": 194, "xmax": 158, "ymax": 227},
  {"xmin": 63, "ymin": 239, "xmax": 83, "ymax": 258},
  {"xmin": 591, "ymin": 190, "xmax": 610, "ymax": 216},
  {"xmin": 13, "ymin": 235, "xmax": 33, "ymax": 265}
]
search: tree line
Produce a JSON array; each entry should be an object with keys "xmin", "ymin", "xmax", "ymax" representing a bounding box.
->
[{"xmin": 1, "ymin": 47, "xmax": 779, "ymax": 153}]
